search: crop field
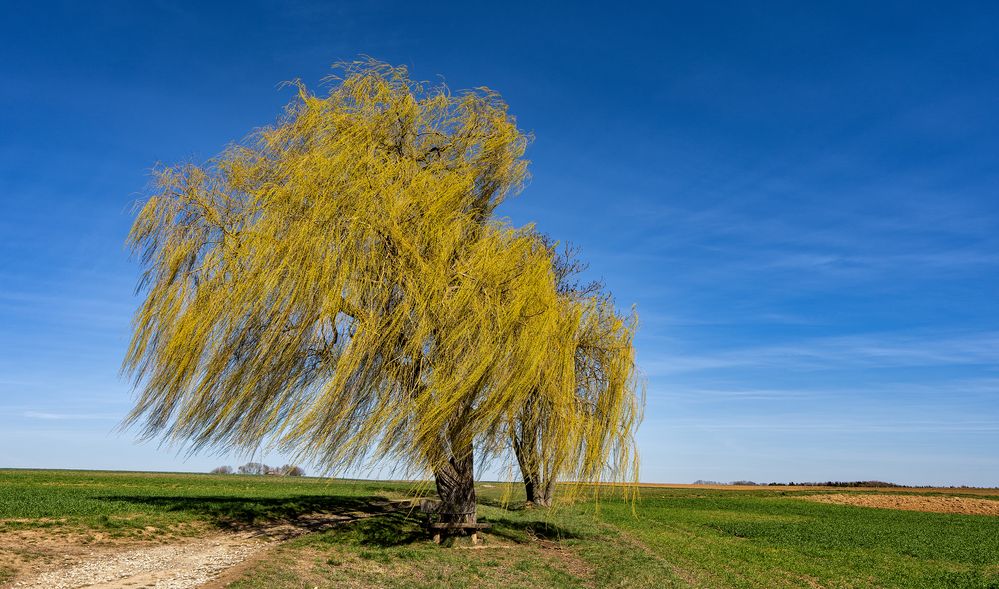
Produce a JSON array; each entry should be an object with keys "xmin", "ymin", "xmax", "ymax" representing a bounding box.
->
[{"xmin": 1, "ymin": 470, "xmax": 997, "ymax": 588}]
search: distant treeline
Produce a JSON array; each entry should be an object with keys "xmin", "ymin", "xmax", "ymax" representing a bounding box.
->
[
  {"xmin": 768, "ymin": 481, "xmax": 902, "ymax": 488},
  {"xmin": 694, "ymin": 479, "xmax": 903, "ymax": 487},
  {"xmin": 211, "ymin": 462, "xmax": 305, "ymax": 476},
  {"xmin": 693, "ymin": 480, "xmax": 987, "ymax": 488}
]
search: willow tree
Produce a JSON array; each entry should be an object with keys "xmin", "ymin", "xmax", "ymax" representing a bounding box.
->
[
  {"xmin": 124, "ymin": 61, "xmax": 638, "ymax": 525},
  {"xmin": 511, "ymin": 241, "xmax": 642, "ymax": 507}
]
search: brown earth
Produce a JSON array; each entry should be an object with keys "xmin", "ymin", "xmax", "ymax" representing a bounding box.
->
[
  {"xmin": 632, "ymin": 483, "xmax": 999, "ymax": 496},
  {"xmin": 0, "ymin": 500, "xmax": 413, "ymax": 589},
  {"xmin": 801, "ymin": 493, "xmax": 999, "ymax": 516},
  {"xmin": 634, "ymin": 483, "xmax": 842, "ymax": 491},
  {"xmin": 8, "ymin": 534, "xmax": 264, "ymax": 589}
]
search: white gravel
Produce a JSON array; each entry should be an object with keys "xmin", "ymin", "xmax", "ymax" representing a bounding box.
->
[
  {"xmin": 11, "ymin": 536, "xmax": 265, "ymax": 589},
  {"xmin": 7, "ymin": 501, "xmax": 412, "ymax": 589}
]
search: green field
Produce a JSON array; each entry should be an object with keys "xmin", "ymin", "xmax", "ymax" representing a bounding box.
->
[{"xmin": 1, "ymin": 470, "xmax": 997, "ymax": 588}]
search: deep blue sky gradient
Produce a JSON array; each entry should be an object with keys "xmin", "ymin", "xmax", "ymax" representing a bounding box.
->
[{"xmin": 1, "ymin": 1, "xmax": 997, "ymax": 485}]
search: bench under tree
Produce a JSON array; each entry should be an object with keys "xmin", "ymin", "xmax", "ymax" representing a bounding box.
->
[{"xmin": 418, "ymin": 499, "xmax": 491, "ymax": 545}]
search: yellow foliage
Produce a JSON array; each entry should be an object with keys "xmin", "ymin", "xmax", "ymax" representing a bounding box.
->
[
  {"xmin": 511, "ymin": 248, "xmax": 644, "ymax": 505},
  {"xmin": 124, "ymin": 60, "xmax": 641, "ymax": 496}
]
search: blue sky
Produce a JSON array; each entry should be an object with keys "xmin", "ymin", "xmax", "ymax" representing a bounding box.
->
[{"xmin": 1, "ymin": 1, "xmax": 997, "ymax": 485}]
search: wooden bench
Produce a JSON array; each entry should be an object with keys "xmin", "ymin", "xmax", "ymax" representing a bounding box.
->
[
  {"xmin": 418, "ymin": 499, "xmax": 490, "ymax": 544},
  {"xmin": 427, "ymin": 521, "xmax": 492, "ymax": 544}
]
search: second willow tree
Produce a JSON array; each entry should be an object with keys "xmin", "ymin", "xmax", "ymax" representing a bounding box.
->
[
  {"xmin": 512, "ymin": 241, "xmax": 642, "ymax": 507},
  {"xmin": 124, "ymin": 61, "xmax": 642, "ymax": 525}
]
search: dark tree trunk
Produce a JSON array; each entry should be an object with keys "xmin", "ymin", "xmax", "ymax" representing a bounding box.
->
[
  {"xmin": 524, "ymin": 476, "xmax": 538, "ymax": 505},
  {"xmin": 517, "ymin": 452, "xmax": 556, "ymax": 507},
  {"xmin": 514, "ymin": 424, "xmax": 554, "ymax": 507},
  {"xmin": 520, "ymin": 464, "xmax": 554, "ymax": 507},
  {"xmin": 536, "ymin": 477, "xmax": 555, "ymax": 508},
  {"xmin": 433, "ymin": 439, "xmax": 477, "ymax": 525}
]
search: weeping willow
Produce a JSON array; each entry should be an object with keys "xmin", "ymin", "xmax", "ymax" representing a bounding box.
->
[
  {"xmin": 124, "ymin": 60, "xmax": 641, "ymax": 524},
  {"xmin": 511, "ymin": 241, "xmax": 643, "ymax": 507}
]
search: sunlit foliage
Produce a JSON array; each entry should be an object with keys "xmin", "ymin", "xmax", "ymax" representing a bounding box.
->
[
  {"xmin": 512, "ymin": 241, "xmax": 643, "ymax": 506},
  {"xmin": 124, "ymin": 60, "xmax": 641, "ymax": 517}
]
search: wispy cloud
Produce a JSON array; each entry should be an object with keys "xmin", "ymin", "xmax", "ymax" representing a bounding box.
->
[
  {"xmin": 0, "ymin": 287, "xmax": 134, "ymax": 329},
  {"xmin": 23, "ymin": 411, "xmax": 118, "ymax": 421},
  {"xmin": 656, "ymin": 377, "xmax": 999, "ymax": 402},
  {"xmin": 591, "ymin": 178, "xmax": 999, "ymax": 293},
  {"xmin": 642, "ymin": 330, "xmax": 999, "ymax": 376},
  {"xmin": 652, "ymin": 418, "xmax": 999, "ymax": 433}
]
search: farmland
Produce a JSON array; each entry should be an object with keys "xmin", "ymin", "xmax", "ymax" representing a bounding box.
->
[{"xmin": 1, "ymin": 469, "xmax": 997, "ymax": 588}]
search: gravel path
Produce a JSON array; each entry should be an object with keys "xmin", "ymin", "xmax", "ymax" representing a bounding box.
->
[
  {"xmin": 7, "ymin": 501, "xmax": 413, "ymax": 589},
  {"xmin": 11, "ymin": 535, "xmax": 266, "ymax": 589}
]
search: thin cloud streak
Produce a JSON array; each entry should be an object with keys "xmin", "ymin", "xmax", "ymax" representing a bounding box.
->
[
  {"xmin": 652, "ymin": 418, "xmax": 999, "ymax": 433},
  {"xmin": 656, "ymin": 377, "xmax": 999, "ymax": 402},
  {"xmin": 23, "ymin": 411, "xmax": 119, "ymax": 421},
  {"xmin": 643, "ymin": 331, "xmax": 999, "ymax": 376}
]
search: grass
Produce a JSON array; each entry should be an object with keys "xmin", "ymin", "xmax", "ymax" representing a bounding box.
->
[
  {"xmin": 598, "ymin": 489, "xmax": 999, "ymax": 588},
  {"xmin": 0, "ymin": 469, "xmax": 415, "ymax": 539},
  {"xmin": 1, "ymin": 470, "xmax": 998, "ymax": 588}
]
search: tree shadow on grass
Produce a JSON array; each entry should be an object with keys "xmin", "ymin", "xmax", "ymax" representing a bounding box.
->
[
  {"xmin": 475, "ymin": 496, "xmax": 587, "ymax": 543},
  {"xmin": 484, "ymin": 516, "xmax": 585, "ymax": 544},
  {"xmin": 99, "ymin": 494, "xmax": 405, "ymax": 531},
  {"xmin": 98, "ymin": 493, "xmax": 581, "ymax": 548},
  {"xmin": 306, "ymin": 508, "xmax": 430, "ymax": 548},
  {"xmin": 476, "ymin": 495, "xmax": 529, "ymax": 510}
]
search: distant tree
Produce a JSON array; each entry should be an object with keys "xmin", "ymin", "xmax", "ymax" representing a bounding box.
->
[
  {"xmin": 123, "ymin": 60, "xmax": 640, "ymax": 525},
  {"xmin": 210, "ymin": 465, "xmax": 233, "ymax": 474},
  {"xmin": 281, "ymin": 465, "xmax": 306, "ymax": 477},
  {"xmin": 237, "ymin": 462, "xmax": 269, "ymax": 476}
]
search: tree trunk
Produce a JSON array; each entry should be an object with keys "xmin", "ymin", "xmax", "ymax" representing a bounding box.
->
[
  {"xmin": 524, "ymin": 476, "xmax": 538, "ymax": 505},
  {"xmin": 433, "ymin": 440, "xmax": 477, "ymax": 525},
  {"xmin": 536, "ymin": 477, "xmax": 555, "ymax": 508},
  {"xmin": 518, "ymin": 456, "xmax": 556, "ymax": 507},
  {"xmin": 520, "ymin": 465, "xmax": 554, "ymax": 507},
  {"xmin": 514, "ymin": 428, "xmax": 554, "ymax": 507},
  {"xmin": 514, "ymin": 418, "xmax": 539, "ymax": 506}
]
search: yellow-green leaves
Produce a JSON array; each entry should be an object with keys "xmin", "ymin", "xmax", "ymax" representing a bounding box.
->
[{"xmin": 124, "ymin": 60, "xmax": 640, "ymax": 494}]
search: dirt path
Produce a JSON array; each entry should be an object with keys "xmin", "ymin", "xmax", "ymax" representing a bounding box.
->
[
  {"xmin": 11, "ymin": 534, "xmax": 265, "ymax": 589},
  {"xmin": 6, "ymin": 500, "xmax": 414, "ymax": 589}
]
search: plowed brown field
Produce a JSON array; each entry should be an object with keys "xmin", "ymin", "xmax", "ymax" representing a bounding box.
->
[{"xmin": 801, "ymin": 493, "xmax": 999, "ymax": 516}]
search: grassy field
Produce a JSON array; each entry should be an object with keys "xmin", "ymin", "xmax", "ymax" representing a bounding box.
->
[{"xmin": 1, "ymin": 469, "xmax": 997, "ymax": 588}]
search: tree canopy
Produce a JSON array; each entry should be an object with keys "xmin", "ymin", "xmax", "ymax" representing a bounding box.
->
[
  {"xmin": 124, "ymin": 60, "xmax": 641, "ymax": 517},
  {"xmin": 512, "ymin": 242, "xmax": 642, "ymax": 506}
]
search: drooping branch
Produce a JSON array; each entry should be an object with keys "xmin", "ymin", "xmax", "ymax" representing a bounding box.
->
[{"xmin": 124, "ymin": 61, "xmax": 641, "ymax": 524}]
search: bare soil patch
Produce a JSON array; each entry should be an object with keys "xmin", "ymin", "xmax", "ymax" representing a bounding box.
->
[
  {"xmin": 9, "ymin": 534, "xmax": 263, "ymax": 589},
  {"xmin": 1, "ymin": 500, "xmax": 413, "ymax": 589},
  {"xmin": 634, "ymin": 483, "xmax": 999, "ymax": 495},
  {"xmin": 636, "ymin": 483, "xmax": 837, "ymax": 491},
  {"xmin": 0, "ymin": 527, "xmax": 182, "ymax": 585},
  {"xmin": 802, "ymin": 493, "xmax": 999, "ymax": 516}
]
